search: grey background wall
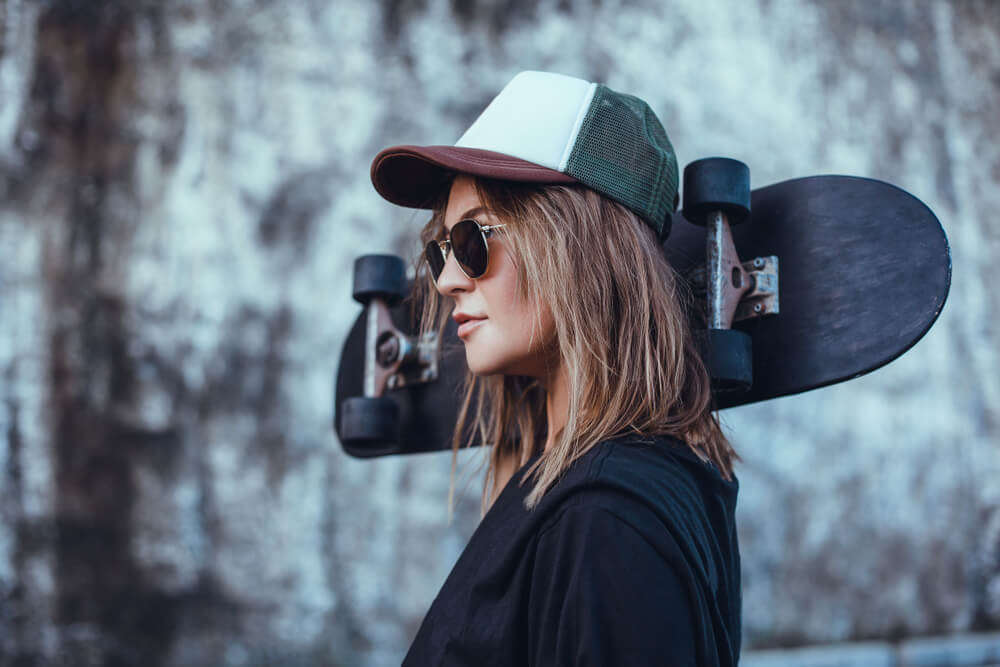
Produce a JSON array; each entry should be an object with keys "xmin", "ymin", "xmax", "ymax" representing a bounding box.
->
[{"xmin": 0, "ymin": 1, "xmax": 997, "ymax": 665}]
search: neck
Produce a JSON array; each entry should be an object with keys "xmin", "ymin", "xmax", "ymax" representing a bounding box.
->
[
  {"xmin": 487, "ymin": 364, "xmax": 567, "ymax": 506},
  {"xmin": 543, "ymin": 364, "xmax": 569, "ymax": 453}
]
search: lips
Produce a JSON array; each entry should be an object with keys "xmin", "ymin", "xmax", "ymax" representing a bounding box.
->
[
  {"xmin": 457, "ymin": 318, "xmax": 486, "ymax": 338},
  {"xmin": 453, "ymin": 311, "xmax": 487, "ymax": 338}
]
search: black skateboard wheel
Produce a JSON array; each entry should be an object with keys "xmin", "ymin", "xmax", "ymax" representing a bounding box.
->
[
  {"xmin": 699, "ymin": 328, "xmax": 752, "ymax": 392},
  {"xmin": 339, "ymin": 396, "xmax": 400, "ymax": 444},
  {"xmin": 682, "ymin": 158, "xmax": 751, "ymax": 225},
  {"xmin": 352, "ymin": 254, "xmax": 407, "ymax": 305}
]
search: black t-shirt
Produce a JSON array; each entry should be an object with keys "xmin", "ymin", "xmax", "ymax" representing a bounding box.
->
[{"xmin": 402, "ymin": 435, "xmax": 741, "ymax": 666}]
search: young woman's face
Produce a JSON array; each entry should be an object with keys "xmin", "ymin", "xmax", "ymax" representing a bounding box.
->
[{"xmin": 434, "ymin": 175, "xmax": 557, "ymax": 378}]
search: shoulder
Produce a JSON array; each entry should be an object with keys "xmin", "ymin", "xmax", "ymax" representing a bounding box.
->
[
  {"xmin": 525, "ymin": 451, "xmax": 709, "ymax": 666},
  {"xmin": 537, "ymin": 434, "xmax": 738, "ymax": 519},
  {"xmin": 532, "ymin": 491, "xmax": 689, "ymax": 577},
  {"xmin": 530, "ymin": 433, "xmax": 741, "ymax": 592},
  {"xmin": 498, "ymin": 433, "xmax": 740, "ymax": 569}
]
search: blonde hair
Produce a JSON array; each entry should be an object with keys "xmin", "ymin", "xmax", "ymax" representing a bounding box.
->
[{"xmin": 414, "ymin": 176, "xmax": 737, "ymax": 510}]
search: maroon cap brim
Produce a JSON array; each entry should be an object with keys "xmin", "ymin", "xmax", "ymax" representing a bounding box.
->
[{"xmin": 370, "ymin": 145, "xmax": 577, "ymax": 210}]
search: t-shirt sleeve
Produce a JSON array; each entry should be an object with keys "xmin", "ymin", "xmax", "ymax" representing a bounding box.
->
[{"xmin": 527, "ymin": 504, "xmax": 700, "ymax": 667}]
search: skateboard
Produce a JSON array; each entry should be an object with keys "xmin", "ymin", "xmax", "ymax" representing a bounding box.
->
[{"xmin": 334, "ymin": 158, "xmax": 951, "ymax": 457}]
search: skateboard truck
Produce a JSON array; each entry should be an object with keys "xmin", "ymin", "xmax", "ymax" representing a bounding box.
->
[
  {"xmin": 340, "ymin": 254, "xmax": 434, "ymax": 446},
  {"xmin": 348, "ymin": 254, "xmax": 439, "ymax": 399},
  {"xmin": 734, "ymin": 255, "xmax": 779, "ymax": 322},
  {"xmin": 688, "ymin": 253, "xmax": 779, "ymax": 323},
  {"xmin": 367, "ymin": 306, "xmax": 438, "ymax": 395},
  {"xmin": 683, "ymin": 157, "xmax": 778, "ymax": 392}
]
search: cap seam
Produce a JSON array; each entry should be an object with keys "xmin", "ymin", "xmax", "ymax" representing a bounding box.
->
[{"xmin": 558, "ymin": 82, "xmax": 599, "ymax": 173}]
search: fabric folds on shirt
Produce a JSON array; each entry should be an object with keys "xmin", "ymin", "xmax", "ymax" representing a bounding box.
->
[{"xmin": 402, "ymin": 434, "xmax": 741, "ymax": 666}]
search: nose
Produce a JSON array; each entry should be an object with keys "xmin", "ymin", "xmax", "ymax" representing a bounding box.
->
[{"xmin": 434, "ymin": 249, "xmax": 475, "ymax": 297}]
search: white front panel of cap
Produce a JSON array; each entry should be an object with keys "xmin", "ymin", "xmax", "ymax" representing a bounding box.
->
[{"xmin": 456, "ymin": 71, "xmax": 597, "ymax": 173}]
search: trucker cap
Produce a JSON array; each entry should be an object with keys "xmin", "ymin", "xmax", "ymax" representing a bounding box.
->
[{"xmin": 371, "ymin": 71, "xmax": 679, "ymax": 240}]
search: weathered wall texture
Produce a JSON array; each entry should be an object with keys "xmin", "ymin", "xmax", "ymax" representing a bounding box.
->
[{"xmin": 0, "ymin": 0, "xmax": 997, "ymax": 665}]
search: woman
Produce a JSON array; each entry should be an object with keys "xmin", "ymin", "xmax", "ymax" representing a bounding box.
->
[{"xmin": 371, "ymin": 71, "xmax": 741, "ymax": 666}]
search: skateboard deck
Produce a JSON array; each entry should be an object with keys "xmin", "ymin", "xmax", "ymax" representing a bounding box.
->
[
  {"xmin": 335, "ymin": 174, "xmax": 950, "ymax": 457},
  {"xmin": 665, "ymin": 175, "xmax": 951, "ymax": 408}
]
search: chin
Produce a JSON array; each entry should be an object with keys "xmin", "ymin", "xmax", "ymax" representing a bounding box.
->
[
  {"xmin": 465, "ymin": 349, "xmax": 543, "ymax": 378},
  {"xmin": 464, "ymin": 343, "xmax": 517, "ymax": 377},
  {"xmin": 464, "ymin": 353, "xmax": 506, "ymax": 377}
]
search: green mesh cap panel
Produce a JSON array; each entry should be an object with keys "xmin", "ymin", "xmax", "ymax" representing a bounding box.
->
[{"xmin": 564, "ymin": 85, "xmax": 679, "ymax": 239}]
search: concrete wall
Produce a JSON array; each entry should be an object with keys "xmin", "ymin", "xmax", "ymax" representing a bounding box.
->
[{"xmin": 0, "ymin": 1, "xmax": 997, "ymax": 664}]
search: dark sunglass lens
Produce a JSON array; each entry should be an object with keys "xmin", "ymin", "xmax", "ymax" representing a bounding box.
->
[
  {"xmin": 452, "ymin": 219, "xmax": 489, "ymax": 278},
  {"xmin": 425, "ymin": 240, "xmax": 445, "ymax": 281}
]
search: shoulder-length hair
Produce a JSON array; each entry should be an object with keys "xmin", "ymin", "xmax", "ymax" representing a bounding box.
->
[{"xmin": 414, "ymin": 176, "xmax": 737, "ymax": 510}]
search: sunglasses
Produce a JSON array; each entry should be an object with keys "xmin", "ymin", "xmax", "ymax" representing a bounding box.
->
[{"xmin": 425, "ymin": 219, "xmax": 507, "ymax": 282}]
